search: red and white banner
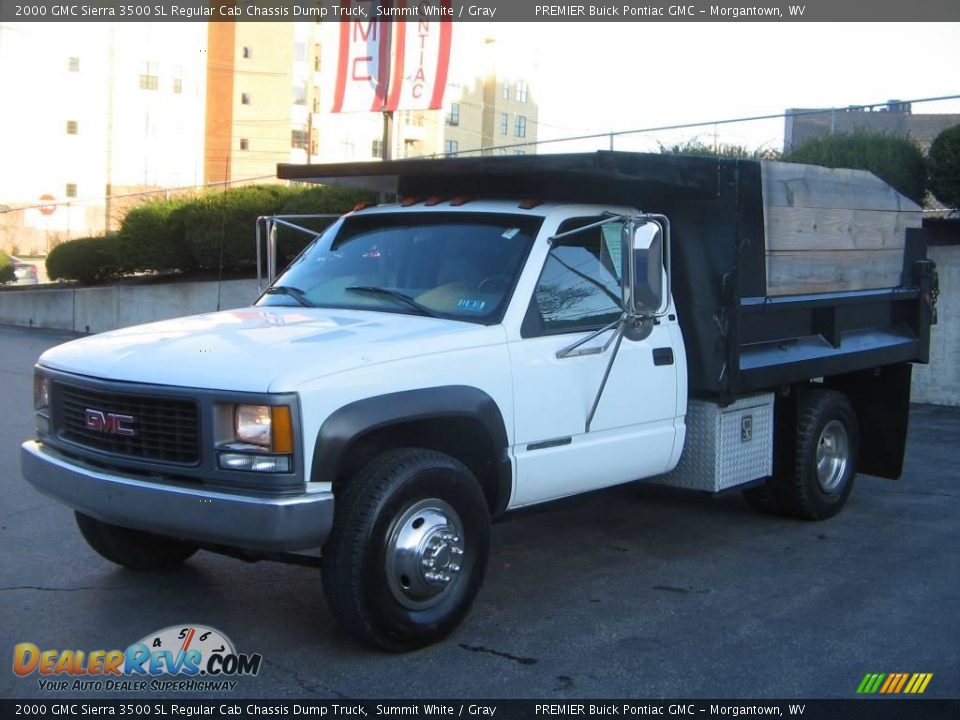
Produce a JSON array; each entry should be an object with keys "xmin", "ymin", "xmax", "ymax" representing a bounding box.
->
[{"xmin": 330, "ymin": 1, "xmax": 452, "ymax": 114}]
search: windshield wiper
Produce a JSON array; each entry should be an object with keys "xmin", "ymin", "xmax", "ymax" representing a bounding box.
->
[
  {"xmin": 345, "ymin": 286, "xmax": 439, "ymax": 318},
  {"xmin": 263, "ymin": 285, "xmax": 315, "ymax": 307}
]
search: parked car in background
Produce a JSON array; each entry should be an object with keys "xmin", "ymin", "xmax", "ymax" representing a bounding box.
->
[{"xmin": 11, "ymin": 256, "xmax": 39, "ymax": 285}]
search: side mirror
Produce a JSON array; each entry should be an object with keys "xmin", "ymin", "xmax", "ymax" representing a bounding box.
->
[{"xmin": 621, "ymin": 220, "xmax": 664, "ymax": 316}]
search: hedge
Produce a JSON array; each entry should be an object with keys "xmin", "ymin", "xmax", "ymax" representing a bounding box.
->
[
  {"xmin": 120, "ymin": 198, "xmax": 193, "ymax": 272},
  {"xmin": 929, "ymin": 124, "xmax": 960, "ymax": 209},
  {"xmin": 0, "ymin": 249, "xmax": 14, "ymax": 284},
  {"xmin": 45, "ymin": 184, "xmax": 372, "ymax": 284},
  {"xmin": 47, "ymin": 236, "xmax": 125, "ymax": 285},
  {"xmin": 783, "ymin": 130, "xmax": 928, "ymax": 205}
]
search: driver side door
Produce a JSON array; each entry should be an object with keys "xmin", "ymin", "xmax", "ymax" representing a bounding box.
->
[{"xmin": 507, "ymin": 214, "xmax": 681, "ymax": 507}]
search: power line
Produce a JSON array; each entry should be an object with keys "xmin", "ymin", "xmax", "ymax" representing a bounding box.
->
[{"xmin": 437, "ymin": 93, "xmax": 960, "ymax": 157}]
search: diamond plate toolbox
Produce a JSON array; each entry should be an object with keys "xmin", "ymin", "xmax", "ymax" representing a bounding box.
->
[{"xmin": 652, "ymin": 393, "xmax": 774, "ymax": 492}]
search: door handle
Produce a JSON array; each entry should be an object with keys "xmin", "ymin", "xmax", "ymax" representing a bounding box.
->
[{"xmin": 653, "ymin": 347, "xmax": 674, "ymax": 366}]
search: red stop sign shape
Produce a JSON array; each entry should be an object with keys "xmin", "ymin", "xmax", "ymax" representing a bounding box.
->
[{"xmin": 39, "ymin": 194, "xmax": 56, "ymax": 216}]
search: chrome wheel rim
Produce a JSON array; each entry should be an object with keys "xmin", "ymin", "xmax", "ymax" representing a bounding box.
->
[
  {"xmin": 385, "ymin": 498, "xmax": 466, "ymax": 610},
  {"xmin": 816, "ymin": 420, "xmax": 850, "ymax": 493}
]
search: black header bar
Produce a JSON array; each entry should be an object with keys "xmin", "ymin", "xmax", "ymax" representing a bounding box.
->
[
  {"xmin": 3, "ymin": 0, "xmax": 960, "ymax": 23},
  {"xmin": 2, "ymin": 699, "xmax": 960, "ymax": 720}
]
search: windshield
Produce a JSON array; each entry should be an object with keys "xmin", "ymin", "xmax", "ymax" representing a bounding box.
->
[{"xmin": 257, "ymin": 212, "xmax": 542, "ymax": 323}]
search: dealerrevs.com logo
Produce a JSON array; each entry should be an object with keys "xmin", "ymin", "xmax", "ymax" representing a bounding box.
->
[{"xmin": 13, "ymin": 624, "xmax": 262, "ymax": 692}]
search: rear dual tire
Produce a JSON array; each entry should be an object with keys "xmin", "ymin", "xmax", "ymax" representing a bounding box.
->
[{"xmin": 744, "ymin": 389, "xmax": 860, "ymax": 521}]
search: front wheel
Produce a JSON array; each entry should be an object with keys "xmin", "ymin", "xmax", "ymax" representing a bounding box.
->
[{"xmin": 321, "ymin": 448, "xmax": 490, "ymax": 651}]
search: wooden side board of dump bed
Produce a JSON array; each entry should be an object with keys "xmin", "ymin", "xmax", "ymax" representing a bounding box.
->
[{"xmin": 760, "ymin": 162, "xmax": 923, "ymax": 296}]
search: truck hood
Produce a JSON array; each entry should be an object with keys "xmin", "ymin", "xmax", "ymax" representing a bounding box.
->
[{"xmin": 39, "ymin": 307, "xmax": 505, "ymax": 393}]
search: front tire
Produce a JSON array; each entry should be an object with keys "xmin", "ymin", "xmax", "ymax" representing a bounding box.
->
[
  {"xmin": 321, "ymin": 448, "xmax": 490, "ymax": 651},
  {"xmin": 75, "ymin": 513, "xmax": 198, "ymax": 571}
]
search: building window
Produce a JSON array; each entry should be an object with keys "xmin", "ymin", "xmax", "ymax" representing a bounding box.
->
[
  {"xmin": 291, "ymin": 129, "xmax": 309, "ymax": 150},
  {"xmin": 311, "ymin": 138, "xmax": 318, "ymax": 156},
  {"xmin": 294, "ymin": 42, "xmax": 307, "ymax": 62},
  {"xmin": 445, "ymin": 140, "xmax": 459, "ymax": 155},
  {"xmin": 65, "ymin": 120, "xmax": 78, "ymax": 135},
  {"xmin": 139, "ymin": 61, "xmax": 159, "ymax": 90},
  {"xmin": 241, "ymin": 92, "xmax": 251, "ymax": 105},
  {"xmin": 371, "ymin": 139, "xmax": 383, "ymax": 158},
  {"xmin": 445, "ymin": 103, "xmax": 460, "ymax": 126},
  {"xmin": 172, "ymin": 65, "xmax": 183, "ymax": 94},
  {"xmin": 516, "ymin": 80, "xmax": 528, "ymax": 103},
  {"xmin": 500, "ymin": 113, "xmax": 508, "ymax": 135},
  {"xmin": 65, "ymin": 183, "xmax": 78, "ymax": 198},
  {"xmin": 342, "ymin": 141, "xmax": 355, "ymax": 157},
  {"xmin": 314, "ymin": 44, "xmax": 322, "ymax": 71},
  {"xmin": 515, "ymin": 115, "xmax": 527, "ymax": 138},
  {"xmin": 500, "ymin": 80, "xmax": 510, "ymax": 100},
  {"xmin": 312, "ymin": 96, "xmax": 319, "ymax": 113},
  {"xmin": 240, "ymin": 138, "xmax": 249, "ymax": 150},
  {"xmin": 293, "ymin": 84, "xmax": 307, "ymax": 106},
  {"xmin": 515, "ymin": 150, "xmax": 526, "ymax": 156},
  {"xmin": 242, "ymin": 46, "xmax": 252, "ymax": 59},
  {"xmin": 68, "ymin": 56, "xmax": 80, "ymax": 72}
]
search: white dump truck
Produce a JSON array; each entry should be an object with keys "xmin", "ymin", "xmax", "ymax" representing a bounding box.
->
[{"xmin": 22, "ymin": 152, "xmax": 938, "ymax": 650}]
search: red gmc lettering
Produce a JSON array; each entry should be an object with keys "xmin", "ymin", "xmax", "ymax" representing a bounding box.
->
[{"xmin": 84, "ymin": 409, "xmax": 136, "ymax": 436}]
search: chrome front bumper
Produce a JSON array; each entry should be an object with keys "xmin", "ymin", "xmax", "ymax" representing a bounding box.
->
[{"xmin": 20, "ymin": 441, "xmax": 334, "ymax": 552}]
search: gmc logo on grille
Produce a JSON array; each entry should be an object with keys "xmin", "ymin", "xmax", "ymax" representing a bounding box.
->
[{"xmin": 84, "ymin": 408, "xmax": 136, "ymax": 437}]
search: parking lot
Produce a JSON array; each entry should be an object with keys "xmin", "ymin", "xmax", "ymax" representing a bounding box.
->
[{"xmin": 1, "ymin": 323, "xmax": 958, "ymax": 700}]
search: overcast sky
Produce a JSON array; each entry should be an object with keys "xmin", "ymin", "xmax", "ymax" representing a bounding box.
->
[{"xmin": 458, "ymin": 22, "xmax": 960, "ymax": 153}]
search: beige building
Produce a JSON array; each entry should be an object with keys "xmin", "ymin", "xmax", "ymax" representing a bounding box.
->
[{"xmin": 443, "ymin": 73, "xmax": 538, "ymax": 157}]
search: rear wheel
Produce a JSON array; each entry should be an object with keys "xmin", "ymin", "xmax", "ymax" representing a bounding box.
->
[
  {"xmin": 75, "ymin": 513, "xmax": 198, "ymax": 571},
  {"xmin": 321, "ymin": 448, "xmax": 490, "ymax": 651},
  {"xmin": 744, "ymin": 389, "xmax": 859, "ymax": 520}
]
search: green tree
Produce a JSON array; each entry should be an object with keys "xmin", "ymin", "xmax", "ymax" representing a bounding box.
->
[
  {"xmin": 783, "ymin": 130, "xmax": 928, "ymax": 205},
  {"xmin": 658, "ymin": 138, "xmax": 781, "ymax": 160},
  {"xmin": 929, "ymin": 124, "xmax": 960, "ymax": 208}
]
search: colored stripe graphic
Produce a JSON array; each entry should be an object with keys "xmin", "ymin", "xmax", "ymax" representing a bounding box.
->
[
  {"xmin": 893, "ymin": 673, "xmax": 910, "ymax": 693},
  {"xmin": 857, "ymin": 672, "xmax": 932, "ymax": 694}
]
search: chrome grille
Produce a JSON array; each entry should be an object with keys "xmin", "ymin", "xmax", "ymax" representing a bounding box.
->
[{"xmin": 54, "ymin": 382, "xmax": 200, "ymax": 465}]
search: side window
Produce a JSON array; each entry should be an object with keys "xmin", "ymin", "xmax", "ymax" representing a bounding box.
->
[{"xmin": 533, "ymin": 217, "xmax": 624, "ymax": 333}]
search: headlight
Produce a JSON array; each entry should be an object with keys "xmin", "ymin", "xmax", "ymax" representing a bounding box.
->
[
  {"xmin": 233, "ymin": 404, "xmax": 293, "ymax": 452},
  {"xmin": 235, "ymin": 404, "xmax": 273, "ymax": 447},
  {"xmin": 218, "ymin": 404, "xmax": 294, "ymax": 473},
  {"xmin": 34, "ymin": 374, "xmax": 50, "ymax": 412}
]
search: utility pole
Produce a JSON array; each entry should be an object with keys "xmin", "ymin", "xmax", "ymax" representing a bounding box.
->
[
  {"xmin": 382, "ymin": 110, "xmax": 394, "ymax": 161},
  {"xmin": 307, "ymin": 111, "xmax": 313, "ymax": 162},
  {"xmin": 104, "ymin": 24, "xmax": 115, "ymax": 235}
]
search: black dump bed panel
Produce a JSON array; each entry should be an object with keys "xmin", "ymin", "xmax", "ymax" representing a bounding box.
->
[{"xmin": 278, "ymin": 152, "xmax": 934, "ymax": 401}]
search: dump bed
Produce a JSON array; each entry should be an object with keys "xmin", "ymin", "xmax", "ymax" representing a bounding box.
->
[{"xmin": 278, "ymin": 151, "xmax": 936, "ymax": 402}]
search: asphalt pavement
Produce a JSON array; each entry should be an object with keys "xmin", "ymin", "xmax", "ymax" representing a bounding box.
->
[{"xmin": 1, "ymin": 324, "xmax": 958, "ymax": 700}]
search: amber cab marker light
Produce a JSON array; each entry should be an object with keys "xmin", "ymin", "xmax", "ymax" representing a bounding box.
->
[
  {"xmin": 352, "ymin": 201, "xmax": 373, "ymax": 212},
  {"xmin": 519, "ymin": 199, "xmax": 544, "ymax": 209},
  {"xmin": 400, "ymin": 196, "xmax": 421, "ymax": 207},
  {"xmin": 271, "ymin": 406, "xmax": 294, "ymax": 454},
  {"xmin": 449, "ymin": 196, "xmax": 472, "ymax": 207},
  {"xmin": 424, "ymin": 196, "xmax": 444, "ymax": 206}
]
